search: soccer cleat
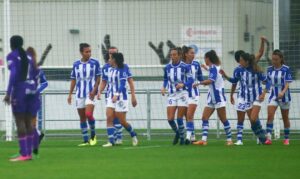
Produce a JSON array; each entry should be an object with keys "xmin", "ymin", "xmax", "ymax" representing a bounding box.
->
[
  {"xmin": 115, "ymin": 139, "xmax": 123, "ymax": 145},
  {"xmin": 264, "ymin": 139, "xmax": 272, "ymax": 145},
  {"xmin": 78, "ymin": 142, "xmax": 90, "ymax": 147},
  {"xmin": 226, "ymin": 141, "xmax": 234, "ymax": 146},
  {"xmin": 185, "ymin": 139, "xmax": 191, "ymax": 145},
  {"xmin": 89, "ymin": 136, "xmax": 97, "ymax": 146},
  {"xmin": 192, "ymin": 140, "xmax": 207, "ymax": 146},
  {"xmin": 234, "ymin": 140, "xmax": 244, "ymax": 146},
  {"xmin": 132, "ymin": 136, "xmax": 138, "ymax": 146},
  {"xmin": 172, "ymin": 132, "xmax": 180, "ymax": 145},
  {"xmin": 9, "ymin": 155, "xmax": 31, "ymax": 162},
  {"xmin": 39, "ymin": 133, "xmax": 45, "ymax": 144},
  {"xmin": 283, "ymin": 139, "xmax": 289, "ymax": 145},
  {"xmin": 102, "ymin": 142, "xmax": 114, "ymax": 147}
]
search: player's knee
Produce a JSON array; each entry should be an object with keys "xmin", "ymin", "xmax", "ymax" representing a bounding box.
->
[{"xmin": 85, "ymin": 111, "xmax": 94, "ymax": 120}]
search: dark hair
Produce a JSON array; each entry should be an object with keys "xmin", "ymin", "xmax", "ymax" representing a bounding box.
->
[
  {"xmin": 170, "ymin": 47, "xmax": 183, "ymax": 58},
  {"xmin": 240, "ymin": 52, "xmax": 262, "ymax": 73},
  {"xmin": 10, "ymin": 35, "xmax": 28, "ymax": 81},
  {"xmin": 205, "ymin": 50, "xmax": 221, "ymax": 65},
  {"xmin": 103, "ymin": 52, "xmax": 110, "ymax": 63},
  {"xmin": 272, "ymin": 49, "xmax": 284, "ymax": 64},
  {"xmin": 182, "ymin": 45, "xmax": 193, "ymax": 62},
  {"xmin": 112, "ymin": 52, "xmax": 124, "ymax": 68},
  {"xmin": 79, "ymin": 43, "xmax": 90, "ymax": 52},
  {"xmin": 234, "ymin": 50, "xmax": 245, "ymax": 62}
]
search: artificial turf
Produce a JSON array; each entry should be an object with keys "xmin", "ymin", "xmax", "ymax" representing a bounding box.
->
[{"xmin": 0, "ymin": 138, "xmax": 300, "ymax": 179}]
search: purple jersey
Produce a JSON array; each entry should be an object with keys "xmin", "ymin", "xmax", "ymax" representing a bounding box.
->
[{"xmin": 6, "ymin": 49, "xmax": 39, "ymax": 115}]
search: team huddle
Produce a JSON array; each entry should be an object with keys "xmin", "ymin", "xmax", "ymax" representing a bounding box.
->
[
  {"xmin": 161, "ymin": 36, "xmax": 293, "ymax": 146},
  {"xmin": 3, "ymin": 35, "xmax": 292, "ymax": 162}
]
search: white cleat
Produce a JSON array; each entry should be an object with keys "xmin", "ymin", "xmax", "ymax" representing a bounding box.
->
[
  {"xmin": 234, "ymin": 140, "xmax": 244, "ymax": 146},
  {"xmin": 102, "ymin": 142, "xmax": 114, "ymax": 147},
  {"xmin": 132, "ymin": 136, "xmax": 138, "ymax": 146},
  {"xmin": 115, "ymin": 139, "xmax": 123, "ymax": 145}
]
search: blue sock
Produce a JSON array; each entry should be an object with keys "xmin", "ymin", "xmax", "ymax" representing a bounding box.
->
[
  {"xmin": 125, "ymin": 124, "xmax": 136, "ymax": 137},
  {"xmin": 107, "ymin": 127, "xmax": 116, "ymax": 144},
  {"xmin": 222, "ymin": 120, "xmax": 232, "ymax": 140},
  {"xmin": 284, "ymin": 128, "xmax": 290, "ymax": 139},
  {"xmin": 80, "ymin": 121, "xmax": 89, "ymax": 143},
  {"xmin": 113, "ymin": 118, "xmax": 123, "ymax": 141},
  {"xmin": 176, "ymin": 118, "xmax": 185, "ymax": 139},
  {"xmin": 237, "ymin": 122, "xmax": 244, "ymax": 141},
  {"xmin": 202, "ymin": 120, "xmax": 209, "ymax": 141},
  {"xmin": 251, "ymin": 119, "xmax": 266, "ymax": 143},
  {"xmin": 88, "ymin": 120, "xmax": 96, "ymax": 139},
  {"xmin": 168, "ymin": 120, "xmax": 178, "ymax": 133},
  {"xmin": 266, "ymin": 123, "xmax": 273, "ymax": 136}
]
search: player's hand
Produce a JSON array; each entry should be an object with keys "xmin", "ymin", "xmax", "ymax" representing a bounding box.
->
[
  {"xmin": 259, "ymin": 93, "xmax": 266, "ymax": 102},
  {"xmin": 230, "ymin": 95, "xmax": 235, "ymax": 105},
  {"xmin": 97, "ymin": 92, "xmax": 101, "ymax": 100},
  {"xmin": 201, "ymin": 64, "xmax": 209, "ymax": 71},
  {"xmin": 67, "ymin": 95, "xmax": 72, "ymax": 105},
  {"xmin": 131, "ymin": 95, "xmax": 137, "ymax": 107},
  {"xmin": 3, "ymin": 94, "xmax": 11, "ymax": 105},
  {"xmin": 89, "ymin": 91, "xmax": 96, "ymax": 100},
  {"xmin": 193, "ymin": 83, "xmax": 200, "ymax": 88},
  {"xmin": 278, "ymin": 91, "xmax": 284, "ymax": 99},
  {"xmin": 161, "ymin": 87, "xmax": 166, "ymax": 96},
  {"xmin": 112, "ymin": 95, "xmax": 118, "ymax": 103},
  {"xmin": 261, "ymin": 36, "xmax": 267, "ymax": 42},
  {"xmin": 175, "ymin": 83, "xmax": 184, "ymax": 89}
]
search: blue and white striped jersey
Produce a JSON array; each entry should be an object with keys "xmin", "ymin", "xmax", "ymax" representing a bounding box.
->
[
  {"xmin": 102, "ymin": 63, "xmax": 132, "ymax": 99},
  {"xmin": 186, "ymin": 60, "xmax": 203, "ymax": 98},
  {"xmin": 104, "ymin": 65, "xmax": 132, "ymax": 100},
  {"xmin": 230, "ymin": 66, "xmax": 267, "ymax": 102},
  {"xmin": 36, "ymin": 69, "xmax": 48, "ymax": 94},
  {"xmin": 207, "ymin": 65, "xmax": 226, "ymax": 104},
  {"xmin": 266, "ymin": 65, "xmax": 292, "ymax": 102},
  {"xmin": 70, "ymin": 58, "xmax": 101, "ymax": 98},
  {"xmin": 163, "ymin": 61, "xmax": 189, "ymax": 94}
]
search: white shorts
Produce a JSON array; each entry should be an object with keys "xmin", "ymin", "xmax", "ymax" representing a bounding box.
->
[
  {"xmin": 188, "ymin": 96, "xmax": 199, "ymax": 105},
  {"xmin": 253, "ymin": 100, "xmax": 263, "ymax": 107},
  {"xmin": 268, "ymin": 100, "xmax": 290, "ymax": 110},
  {"xmin": 106, "ymin": 98, "xmax": 128, "ymax": 112},
  {"xmin": 76, "ymin": 98, "xmax": 95, "ymax": 109},
  {"xmin": 167, "ymin": 91, "xmax": 188, "ymax": 107},
  {"xmin": 235, "ymin": 98, "xmax": 253, "ymax": 112},
  {"xmin": 206, "ymin": 101, "xmax": 226, "ymax": 109}
]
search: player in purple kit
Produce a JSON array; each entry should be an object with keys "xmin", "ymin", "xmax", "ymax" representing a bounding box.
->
[{"xmin": 4, "ymin": 35, "xmax": 39, "ymax": 162}]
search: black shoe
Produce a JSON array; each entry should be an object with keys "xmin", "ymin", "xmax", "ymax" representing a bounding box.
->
[
  {"xmin": 185, "ymin": 139, "xmax": 191, "ymax": 145},
  {"xmin": 173, "ymin": 132, "xmax": 180, "ymax": 145},
  {"xmin": 39, "ymin": 133, "xmax": 45, "ymax": 144}
]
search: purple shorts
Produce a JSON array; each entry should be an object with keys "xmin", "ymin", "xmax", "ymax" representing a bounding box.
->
[{"xmin": 11, "ymin": 93, "xmax": 40, "ymax": 116}]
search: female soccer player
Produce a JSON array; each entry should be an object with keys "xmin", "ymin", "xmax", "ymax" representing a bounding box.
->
[
  {"xmin": 182, "ymin": 46, "xmax": 203, "ymax": 144},
  {"xmin": 161, "ymin": 47, "xmax": 190, "ymax": 145},
  {"xmin": 26, "ymin": 47, "xmax": 48, "ymax": 156},
  {"xmin": 4, "ymin": 35, "xmax": 39, "ymax": 161},
  {"xmin": 221, "ymin": 52, "xmax": 268, "ymax": 144},
  {"xmin": 98, "ymin": 47, "xmax": 137, "ymax": 145},
  {"xmin": 225, "ymin": 37, "xmax": 266, "ymax": 145},
  {"xmin": 193, "ymin": 50, "xmax": 233, "ymax": 146},
  {"xmin": 263, "ymin": 50, "xmax": 292, "ymax": 145},
  {"xmin": 68, "ymin": 43, "xmax": 101, "ymax": 146},
  {"xmin": 100, "ymin": 52, "xmax": 138, "ymax": 147}
]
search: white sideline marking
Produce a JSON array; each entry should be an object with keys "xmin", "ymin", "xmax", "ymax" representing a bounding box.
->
[{"xmin": 123, "ymin": 145, "xmax": 162, "ymax": 150}]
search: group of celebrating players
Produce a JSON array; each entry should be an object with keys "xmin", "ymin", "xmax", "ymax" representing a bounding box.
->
[
  {"xmin": 162, "ymin": 36, "xmax": 292, "ymax": 146},
  {"xmin": 3, "ymin": 35, "xmax": 292, "ymax": 162}
]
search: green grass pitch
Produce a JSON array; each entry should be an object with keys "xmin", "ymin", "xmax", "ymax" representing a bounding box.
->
[{"xmin": 0, "ymin": 138, "xmax": 300, "ymax": 179}]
